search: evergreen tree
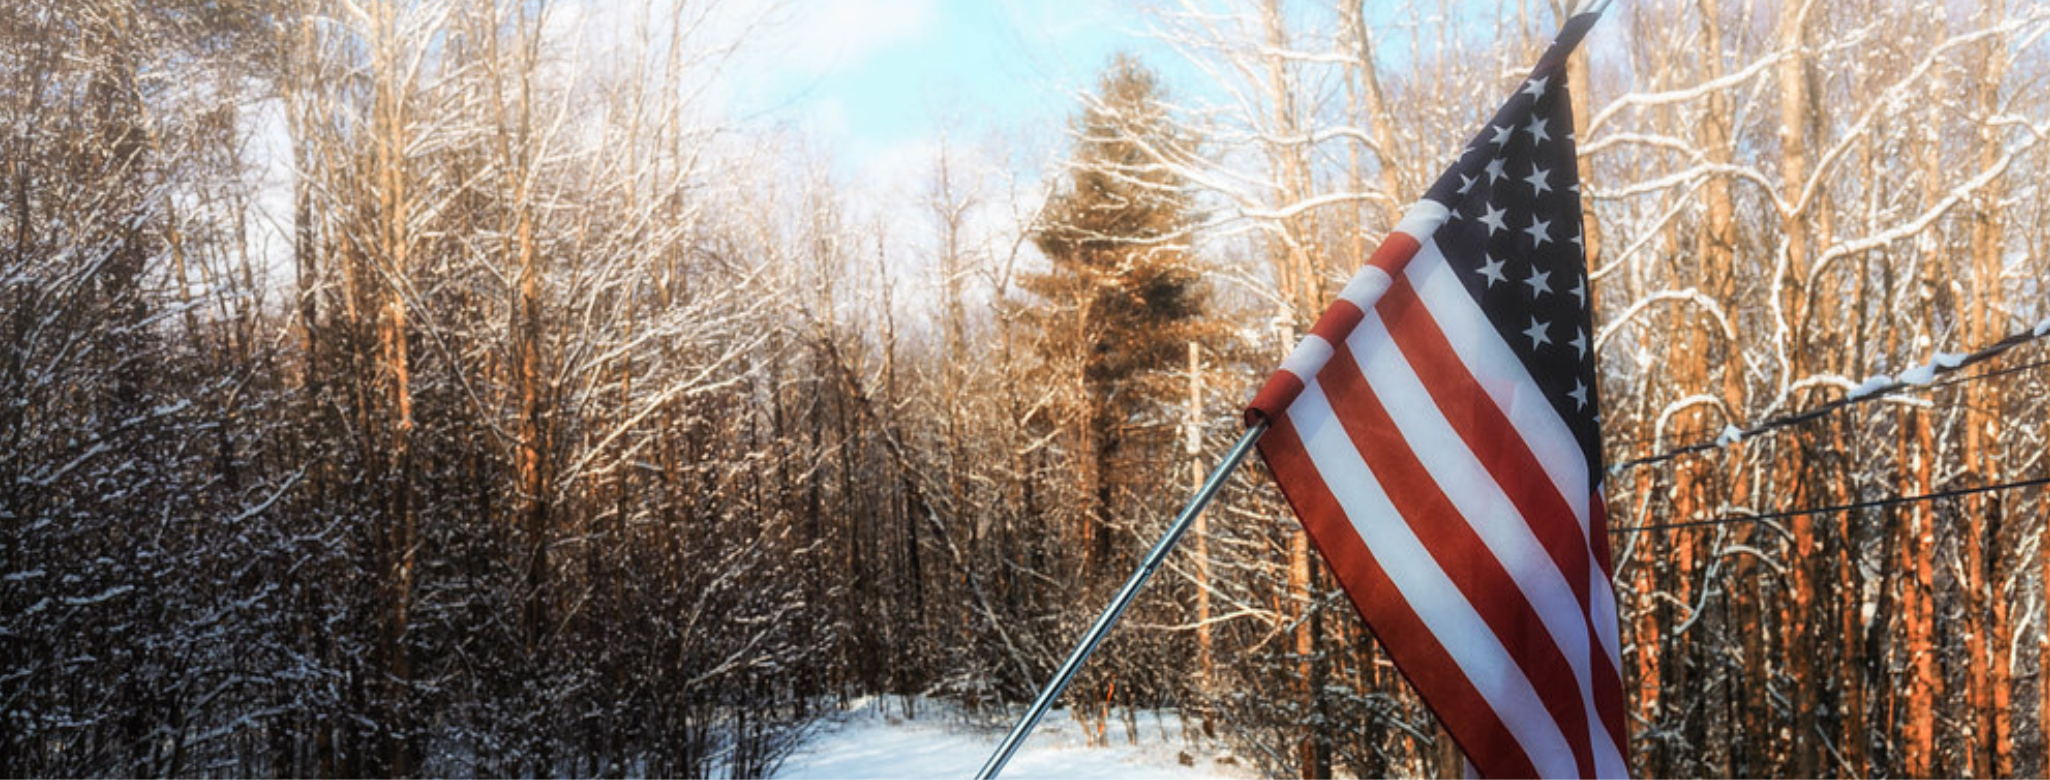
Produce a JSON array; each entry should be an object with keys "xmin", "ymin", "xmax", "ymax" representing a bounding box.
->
[{"xmin": 1027, "ymin": 54, "xmax": 1211, "ymax": 579}]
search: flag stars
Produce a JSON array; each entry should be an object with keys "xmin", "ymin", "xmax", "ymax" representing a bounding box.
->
[
  {"xmin": 1523, "ymin": 266, "xmax": 1552, "ymax": 298},
  {"xmin": 1524, "ymin": 115, "xmax": 1551, "ymax": 144},
  {"xmin": 1570, "ymin": 275, "xmax": 1586, "ymax": 305},
  {"xmin": 1485, "ymin": 156, "xmax": 1508, "ymax": 185},
  {"xmin": 1523, "ymin": 316, "xmax": 1553, "ymax": 349},
  {"xmin": 1524, "ymin": 217, "xmax": 1553, "ymax": 247},
  {"xmin": 1524, "ymin": 165, "xmax": 1552, "ymax": 196},
  {"xmin": 1522, "ymin": 76, "xmax": 1549, "ymax": 98},
  {"xmin": 1490, "ymin": 123, "xmax": 1514, "ymax": 147},
  {"xmin": 1458, "ymin": 173, "xmax": 1476, "ymax": 195},
  {"xmin": 1570, "ymin": 328, "xmax": 1587, "ymax": 359},
  {"xmin": 1478, "ymin": 203, "xmax": 1508, "ymax": 235},
  {"xmin": 1569, "ymin": 379, "xmax": 1588, "ymax": 410},
  {"xmin": 1477, "ymin": 254, "xmax": 1507, "ymax": 288}
]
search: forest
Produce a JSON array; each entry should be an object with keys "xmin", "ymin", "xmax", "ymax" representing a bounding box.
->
[{"xmin": 3, "ymin": 0, "xmax": 2048, "ymax": 777}]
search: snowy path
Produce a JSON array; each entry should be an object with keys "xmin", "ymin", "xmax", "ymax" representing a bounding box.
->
[{"xmin": 776, "ymin": 698, "xmax": 1255, "ymax": 779}]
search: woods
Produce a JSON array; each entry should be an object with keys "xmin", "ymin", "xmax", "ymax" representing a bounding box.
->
[{"xmin": 3, "ymin": 0, "xmax": 2049, "ymax": 777}]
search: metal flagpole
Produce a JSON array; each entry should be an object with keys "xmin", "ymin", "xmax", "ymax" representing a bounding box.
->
[{"xmin": 976, "ymin": 421, "xmax": 1269, "ymax": 780}]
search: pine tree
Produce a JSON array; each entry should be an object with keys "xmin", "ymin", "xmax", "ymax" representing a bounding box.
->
[{"xmin": 1026, "ymin": 54, "xmax": 1211, "ymax": 582}]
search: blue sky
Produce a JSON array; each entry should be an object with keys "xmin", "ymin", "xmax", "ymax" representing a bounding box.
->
[
  {"xmin": 730, "ymin": 0, "xmax": 1169, "ymax": 182},
  {"xmin": 717, "ymin": 0, "xmax": 1593, "ymax": 190}
]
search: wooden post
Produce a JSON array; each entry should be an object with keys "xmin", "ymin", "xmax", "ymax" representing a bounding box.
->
[{"xmin": 1189, "ymin": 341, "xmax": 1214, "ymax": 688}]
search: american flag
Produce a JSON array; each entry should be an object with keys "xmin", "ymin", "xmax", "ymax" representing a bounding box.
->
[{"xmin": 1244, "ymin": 9, "xmax": 1625, "ymax": 779}]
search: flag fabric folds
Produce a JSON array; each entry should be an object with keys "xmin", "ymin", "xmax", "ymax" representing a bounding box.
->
[{"xmin": 1244, "ymin": 9, "xmax": 1625, "ymax": 779}]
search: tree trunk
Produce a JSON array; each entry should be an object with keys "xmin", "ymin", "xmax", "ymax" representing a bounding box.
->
[
  {"xmin": 1968, "ymin": 11, "xmax": 2013, "ymax": 774},
  {"xmin": 1188, "ymin": 342, "xmax": 1214, "ymax": 688},
  {"xmin": 1289, "ymin": 529, "xmax": 1327, "ymax": 778},
  {"xmin": 371, "ymin": 3, "xmax": 416, "ymax": 771}
]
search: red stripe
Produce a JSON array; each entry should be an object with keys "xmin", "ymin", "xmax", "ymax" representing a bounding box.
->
[
  {"xmin": 1588, "ymin": 612, "xmax": 1628, "ymax": 761},
  {"xmin": 1317, "ymin": 342, "xmax": 1596, "ymax": 778},
  {"xmin": 1377, "ymin": 270, "xmax": 1630, "ymax": 766},
  {"xmin": 1245, "ymin": 228, "xmax": 1425, "ymax": 425},
  {"xmin": 1246, "ymin": 371, "xmax": 1305, "ymax": 426},
  {"xmin": 1586, "ymin": 492, "xmax": 1629, "ymax": 756},
  {"xmin": 1260, "ymin": 415, "xmax": 1540, "ymax": 780},
  {"xmin": 1368, "ymin": 231, "xmax": 1424, "ymax": 276},
  {"xmin": 1309, "ymin": 301, "xmax": 1365, "ymax": 347},
  {"xmin": 1376, "ymin": 275, "xmax": 1596, "ymax": 609},
  {"xmin": 1590, "ymin": 492, "xmax": 1615, "ymax": 578}
]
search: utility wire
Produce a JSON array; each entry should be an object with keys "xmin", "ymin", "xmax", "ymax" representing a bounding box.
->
[
  {"xmin": 1928, "ymin": 356, "xmax": 2050, "ymax": 390},
  {"xmin": 1604, "ymin": 357, "xmax": 2050, "ymax": 451},
  {"xmin": 1611, "ymin": 473, "xmax": 2050, "ymax": 535},
  {"xmin": 1609, "ymin": 323, "xmax": 2050, "ymax": 474}
]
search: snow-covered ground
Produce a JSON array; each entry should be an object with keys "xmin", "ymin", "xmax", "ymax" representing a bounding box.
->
[{"xmin": 777, "ymin": 697, "xmax": 1257, "ymax": 779}]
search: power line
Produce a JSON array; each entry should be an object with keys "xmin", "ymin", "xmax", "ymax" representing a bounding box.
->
[
  {"xmin": 1610, "ymin": 473, "xmax": 2050, "ymax": 535},
  {"xmin": 1604, "ymin": 357, "xmax": 2050, "ymax": 452},
  {"xmin": 1608, "ymin": 323, "xmax": 2050, "ymax": 474},
  {"xmin": 1929, "ymin": 356, "xmax": 2050, "ymax": 390}
]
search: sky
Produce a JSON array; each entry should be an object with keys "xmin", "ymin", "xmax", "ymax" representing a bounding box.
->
[
  {"xmin": 239, "ymin": 0, "xmax": 1178, "ymax": 310},
  {"xmin": 237, "ymin": 0, "xmax": 1625, "ymax": 305},
  {"xmin": 725, "ymin": 0, "xmax": 1167, "ymax": 188},
  {"xmin": 717, "ymin": 0, "xmax": 1587, "ymax": 183}
]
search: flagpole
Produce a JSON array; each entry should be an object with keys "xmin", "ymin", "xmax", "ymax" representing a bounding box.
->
[{"xmin": 976, "ymin": 421, "xmax": 1269, "ymax": 780}]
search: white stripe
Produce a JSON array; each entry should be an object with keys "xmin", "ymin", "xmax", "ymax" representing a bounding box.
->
[
  {"xmin": 1592, "ymin": 643, "xmax": 1628, "ymax": 779},
  {"xmin": 1348, "ymin": 308, "xmax": 1593, "ymax": 670},
  {"xmin": 1279, "ymin": 334, "xmax": 1333, "ymax": 383},
  {"xmin": 1590, "ymin": 494, "xmax": 1626, "ymax": 682},
  {"xmin": 1346, "ymin": 309, "xmax": 1625, "ymax": 769},
  {"xmin": 1586, "ymin": 565, "xmax": 1629, "ymax": 776},
  {"xmin": 1410, "ymin": 240, "xmax": 1629, "ymax": 685},
  {"xmin": 1405, "ymin": 241, "xmax": 1592, "ymax": 531},
  {"xmin": 1591, "ymin": 517, "xmax": 1628, "ymax": 776},
  {"xmin": 1589, "ymin": 489, "xmax": 1626, "ymax": 775},
  {"xmin": 1289, "ymin": 382, "xmax": 1578, "ymax": 777},
  {"xmin": 1336, "ymin": 266, "xmax": 1395, "ymax": 312},
  {"xmin": 1395, "ymin": 200, "xmax": 1452, "ymax": 242},
  {"xmin": 1404, "ymin": 240, "xmax": 1631, "ymax": 758},
  {"xmin": 1592, "ymin": 553, "xmax": 1627, "ymax": 709}
]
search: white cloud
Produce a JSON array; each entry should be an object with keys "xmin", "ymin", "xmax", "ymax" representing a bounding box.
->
[{"xmin": 768, "ymin": 0, "xmax": 939, "ymax": 76}]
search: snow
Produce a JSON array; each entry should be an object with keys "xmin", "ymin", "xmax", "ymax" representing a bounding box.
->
[
  {"xmin": 1898, "ymin": 362, "xmax": 1938, "ymax": 386},
  {"xmin": 2035, "ymin": 316, "xmax": 2049, "ymax": 337},
  {"xmin": 1847, "ymin": 373, "xmax": 1893, "ymax": 400},
  {"xmin": 777, "ymin": 698, "xmax": 1254, "ymax": 780},
  {"xmin": 1897, "ymin": 350, "xmax": 1965, "ymax": 385},
  {"xmin": 62, "ymin": 584, "xmax": 134, "ymax": 607},
  {"xmin": 1714, "ymin": 425, "xmax": 1744, "ymax": 447}
]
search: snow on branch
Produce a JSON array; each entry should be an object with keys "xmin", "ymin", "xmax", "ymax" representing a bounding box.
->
[
  {"xmin": 1585, "ymin": 51, "xmax": 1786, "ymax": 139},
  {"xmin": 1805, "ymin": 116, "xmax": 2050, "ymax": 288},
  {"xmin": 1596, "ymin": 288, "xmax": 1737, "ymax": 356}
]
